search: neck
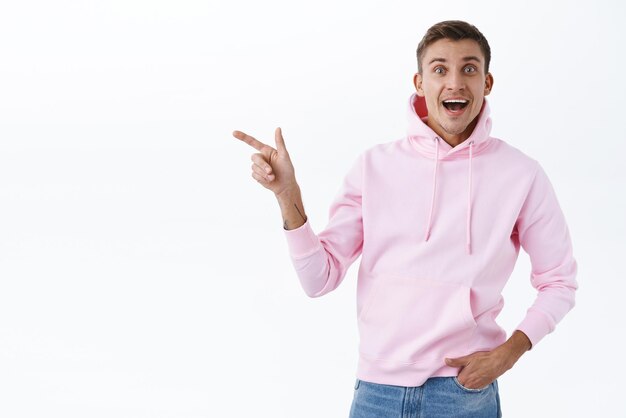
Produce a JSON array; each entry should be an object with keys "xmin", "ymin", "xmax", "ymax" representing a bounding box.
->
[{"xmin": 427, "ymin": 116, "xmax": 479, "ymax": 148}]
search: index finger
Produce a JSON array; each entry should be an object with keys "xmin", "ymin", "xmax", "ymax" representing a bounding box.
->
[{"xmin": 232, "ymin": 130, "xmax": 271, "ymax": 152}]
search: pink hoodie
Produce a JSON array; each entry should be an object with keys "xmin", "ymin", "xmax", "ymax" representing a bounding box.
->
[{"xmin": 282, "ymin": 92, "xmax": 578, "ymax": 386}]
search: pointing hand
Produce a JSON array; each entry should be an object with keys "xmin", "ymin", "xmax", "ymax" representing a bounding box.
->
[{"xmin": 233, "ymin": 127, "xmax": 298, "ymax": 196}]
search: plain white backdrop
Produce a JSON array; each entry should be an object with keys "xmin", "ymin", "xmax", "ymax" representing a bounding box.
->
[{"xmin": 0, "ymin": 0, "xmax": 624, "ymax": 417}]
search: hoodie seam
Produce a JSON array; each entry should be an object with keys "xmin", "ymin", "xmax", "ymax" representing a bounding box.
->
[
  {"xmin": 406, "ymin": 136, "xmax": 496, "ymax": 160},
  {"xmin": 290, "ymin": 244, "xmax": 323, "ymax": 260},
  {"xmin": 513, "ymin": 161, "xmax": 542, "ymax": 236},
  {"xmin": 358, "ymin": 352, "xmax": 445, "ymax": 365}
]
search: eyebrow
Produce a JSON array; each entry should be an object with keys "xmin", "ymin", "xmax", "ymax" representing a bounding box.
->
[{"xmin": 428, "ymin": 56, "xmax": 482, "ymax": 65}]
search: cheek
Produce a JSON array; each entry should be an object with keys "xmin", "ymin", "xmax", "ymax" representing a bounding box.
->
[
  {"xmin": 422, "ymin": 85, "xmax": 441, "ymax": 103},
  {"xmin": 426, "ymin": 97, "xmax": 440, "ymax": 113},
  {"xmin": 472, "ymin": 81, "xmax": 487, "ymax": 95},
  {"xmin": 421, "ymin": 85, "xmax": 437, "ymax": 100}
]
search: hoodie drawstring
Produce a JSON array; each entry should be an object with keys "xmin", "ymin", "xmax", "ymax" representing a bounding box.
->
[
  {"xmin": 466, "ymin": 141, "xmax": 474, "ymax": 255},
  {"xmin": 424, "ymin": 137, "xmax": 439, "ymax": 242},
  {"xmin": 424, "ymin": 138, "xmax": 474, "ymax": 256}
]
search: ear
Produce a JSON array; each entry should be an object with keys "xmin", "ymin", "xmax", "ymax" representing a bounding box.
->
[
  {"xmin": 413, "ymin": 72, "xmax": 425, "ymax": 97},
  {"xmin": 484, "ymin": 72, "xmax": 494, "ymax": 96}
]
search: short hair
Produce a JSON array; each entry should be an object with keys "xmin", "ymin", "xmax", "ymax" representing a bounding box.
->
[{"xmin": 416, "ymin": 20, "xmax": 491, "ymax": 75}]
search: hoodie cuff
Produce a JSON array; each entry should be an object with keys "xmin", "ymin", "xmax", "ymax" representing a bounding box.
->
[
  {"xmin": 283, "ymin": 218, "xmax": 322, "ymax": 259},
  {"xmin": 515, "ymin": 308, "xmax": 556, "ymax": 350}
]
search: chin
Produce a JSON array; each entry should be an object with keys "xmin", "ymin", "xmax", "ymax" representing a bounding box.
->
[{"xmin": 442, "ymin": 124, "xmax": 469, "ymax": 136}]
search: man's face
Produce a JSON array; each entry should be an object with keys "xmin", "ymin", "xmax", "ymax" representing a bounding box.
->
[{"xmin": 413, "ymin": 38, "xmax": 493, "ymax": 145}]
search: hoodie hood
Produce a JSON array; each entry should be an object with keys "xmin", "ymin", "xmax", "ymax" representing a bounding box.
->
[
  {"xmin": 407, "ymin": 92, "xmax": 493, "ymax": 159},
  {"xmin": 406, "ymin": 92, "xmax": 494, "ymax": 255}
]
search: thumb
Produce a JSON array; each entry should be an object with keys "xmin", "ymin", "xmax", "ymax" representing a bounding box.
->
[
  {"xmin": 275, "ymin": 127, "xmax": 288, "ymax": 154},
  {"xmin": 445, "ymin": 355, "xmax": 470, "ymax": 367}
]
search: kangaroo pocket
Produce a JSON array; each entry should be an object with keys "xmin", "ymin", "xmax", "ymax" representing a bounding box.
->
[{"xmin": 357, "ymin": 276, "xmax": 477, "ymax": 364}]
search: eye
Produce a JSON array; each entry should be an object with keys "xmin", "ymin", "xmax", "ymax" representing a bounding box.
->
[
  {"xmin": 464, "ymin": 65, "xmax": 477, "ymax": 73},
  {"xmin": 434, "ymin": 66, "xmax": 445, "ymax": 74}
]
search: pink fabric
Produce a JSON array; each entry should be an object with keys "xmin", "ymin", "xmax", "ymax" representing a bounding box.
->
[{"xmin": 283, "ymin": 93, "xmax": 578, "ymax": 387}]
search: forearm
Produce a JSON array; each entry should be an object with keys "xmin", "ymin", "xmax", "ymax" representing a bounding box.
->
[{"xmin": 276, "ymin": 186, "xmax": 307, "ymax": 230}]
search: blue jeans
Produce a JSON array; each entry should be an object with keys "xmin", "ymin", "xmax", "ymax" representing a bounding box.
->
[{"xmin": 349, "ymin": 377, "xmax": 502, "ymax": 418}]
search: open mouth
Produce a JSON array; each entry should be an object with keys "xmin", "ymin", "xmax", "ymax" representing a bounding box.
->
[{"xmin": 442, "ymin": 99, "xmax": 469, "ymax": 113}]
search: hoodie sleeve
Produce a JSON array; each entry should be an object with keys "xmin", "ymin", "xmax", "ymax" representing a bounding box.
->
[
  {"xmin": 282, "ymin": 152, "xmax": 364, "ymax": 298},
  {"xmin": 513, "ymin": 162, "xmax": 578, "ymax": 349}
]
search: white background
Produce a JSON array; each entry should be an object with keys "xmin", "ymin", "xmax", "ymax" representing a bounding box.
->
[{"xmin": 0, "ymin": 0, "xmax": 624, "ymax": 417}]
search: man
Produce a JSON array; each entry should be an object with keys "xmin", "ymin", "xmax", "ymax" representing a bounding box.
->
[{"xmin": 233, "ymin": 20, "xmax": 578, "ymax": 417}]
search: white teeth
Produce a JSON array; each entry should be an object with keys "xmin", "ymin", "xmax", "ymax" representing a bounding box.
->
[{"xmin": 443, "ymin": 99, "xmax": 468, "ymax": 103}]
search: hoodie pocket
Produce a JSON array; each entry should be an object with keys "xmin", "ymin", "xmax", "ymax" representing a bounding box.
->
[{"xmin": 358, "ymin": 276, "xmax": 477, "ymax": 363}]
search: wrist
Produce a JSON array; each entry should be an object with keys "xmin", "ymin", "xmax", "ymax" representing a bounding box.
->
[
  {"xmin": 275, "ymin": 184, "xmax": 300, "ymax": 201},
  {"xmin": 496, "ymin": 331, "xmax": 531, "ymax": 370}
]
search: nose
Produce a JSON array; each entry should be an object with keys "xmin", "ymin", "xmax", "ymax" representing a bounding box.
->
[{"xmin": 446, "ymin": 71, "xmax": 466, "ymax": 91}]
